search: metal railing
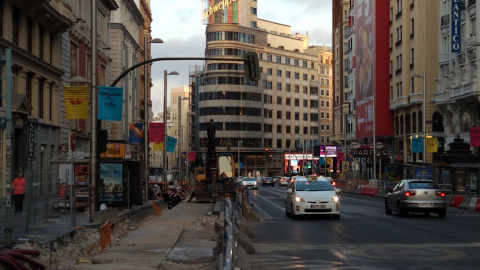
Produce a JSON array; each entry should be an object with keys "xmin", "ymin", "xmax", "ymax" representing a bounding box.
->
[{"xmin": 219, "ymin": 197, "xmax": 234, "ymax": 270}]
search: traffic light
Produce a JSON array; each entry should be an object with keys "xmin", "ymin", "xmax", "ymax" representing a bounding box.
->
[
  {"xmin": 98, "ymin": 129, "xmax": 108, "ymax": 154},
  {"xmin": 265, "ymin": 147, "xmax": 269, "ymax": 156},
  {"xmin": 243, "ymin": 52, "xmax": 260, "ymax": 82}
]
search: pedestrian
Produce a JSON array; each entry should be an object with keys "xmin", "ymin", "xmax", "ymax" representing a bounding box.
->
[{"xmin": 12, "ymin": 172, "xmax": 26, "ymax": 214}]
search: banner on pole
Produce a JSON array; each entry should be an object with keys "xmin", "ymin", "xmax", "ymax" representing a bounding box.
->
[
  {"xmin": 64, "ymin": 86, "xmax": 89, "ymax": 119},
  {"xmin": 166, "ymin": 136, "xmax": 177, "ymax": 153},
  {"xmin": 149, "ymin": 123, "xmax": 164, "ymax": 142},
  {"xmin": 98, "ymin": 86, "xmax": 123, "ymax": 121},
  {"xmin": 129, "ymin": 123, "xmax": 144, "ymax": 143}
]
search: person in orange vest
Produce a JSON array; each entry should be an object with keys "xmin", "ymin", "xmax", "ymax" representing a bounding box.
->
[{"xmin": 12, "ymin": 172, "xmax": 26, "ymax": 214}]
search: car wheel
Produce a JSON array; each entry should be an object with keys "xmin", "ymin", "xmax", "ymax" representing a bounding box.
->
[
  {"xmin": 385, "ymin": 199, "xmax": 392, "ymax": 215},
  {"xmin": 438, "ymin": 209, "xmax": 446, "ymax": 218},
  {"xmin": 397, "ymin": 201, "xmax": 405, "ymax": 216}
]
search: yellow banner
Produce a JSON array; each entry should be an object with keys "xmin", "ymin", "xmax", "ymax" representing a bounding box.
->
[
  {"xmin": 153, "ymin": 142, "xmax": 163, "ymax": 151},
  {"xmin": 426, "ymin": 137, "xmax": 438, "ymax": 153},
  {"xmin": 64, "ymin": 86, "xmax": 89, "ymax": 119},
  {"xmin": 100, "ymin": 143, "xmax": 125, "ymax": 158}
]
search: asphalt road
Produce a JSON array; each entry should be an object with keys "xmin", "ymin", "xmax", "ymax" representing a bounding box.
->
[{"xmin": 245, "ymin": 183, "xmax": 480, "ymax": 270}]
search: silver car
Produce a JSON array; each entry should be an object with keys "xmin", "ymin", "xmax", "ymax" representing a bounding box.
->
[
  {"xmin": 385, "ymin": 179, "xmax": 447, "ymax": 218},
  {"xmin": 242, "ymin": 177, "xmax": 258, "ymax": 190}
]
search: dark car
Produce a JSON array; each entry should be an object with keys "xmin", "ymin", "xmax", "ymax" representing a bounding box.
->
[
  {"xmin": 385, "ymin": 179, "xmax": 447, "ymax": 218},
  {"xmin": 262, "ymin": 177, "xmax": 275, "ymax": 186}
]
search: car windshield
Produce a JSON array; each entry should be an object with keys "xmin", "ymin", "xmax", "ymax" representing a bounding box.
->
[
  {"xmin": 408, "ymin": 181, "xmax": 439, "ymax": 189},
  {"xmin": 295, "ymin": 181, "xmax": 333, "ymax": 191},
  {"xmin": 264, "ymin": 177, "xmax": 273, "ymax": 180},
  {"xmin": 243, "ymin": 177, "xmax": 255, "ymax": 181}
]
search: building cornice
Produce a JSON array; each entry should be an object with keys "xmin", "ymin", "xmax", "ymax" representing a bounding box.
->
[{"xmin": 110, "ymin": 23, "xmax": 141, "ymax": 51}]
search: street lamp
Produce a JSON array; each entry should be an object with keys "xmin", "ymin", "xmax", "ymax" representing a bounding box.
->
[
  {"xmin": 178, "ymin": 96, "xmax": 189, "ymax": 185},
  {"xmin": 238, "ymin": 140, "xmax": 243, "ymax": 177},
  {"xmin": 412, "ymin": 72, "xmax": 426, "ymax": 163},
  {"xmin": 144, "ymin": 37, "xmax": 163, "ymax": 203},
  {"xmin": 164, "ymin": 70, "xmax": 179, "ymax": 184}
]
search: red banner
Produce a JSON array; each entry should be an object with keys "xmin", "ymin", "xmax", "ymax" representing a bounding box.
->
[
  {"xmin": 149, "ymin": 123, "xmax": 164, "ymax": 143},
  {"xmin": 470, "ymin": 127, "xmax": 480, "ymax": 147},
  {"xmin": 188, "ymin": 151, "xmax": 196, "ymax": 162}
]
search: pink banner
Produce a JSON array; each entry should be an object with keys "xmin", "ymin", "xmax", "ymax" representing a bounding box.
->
[
  {"xmin": 188, "ymin": 152, "xmax": 196, "ymax": 162},
  {"xmin": 149, "ymin": 123, "xmax": 164, "ymax": 143},
  {"xmin": 470, "ymin": 127, "xmax": 480, "ymax": 147}
]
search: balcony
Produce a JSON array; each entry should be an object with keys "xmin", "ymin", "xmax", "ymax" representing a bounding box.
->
[
  {"xmin": 441, "ymin": 14, "xmax": 450, "ymax": 36},
  {"xmin": 468, "ymin": 0, "xmax": 477, "ymax": 18}
]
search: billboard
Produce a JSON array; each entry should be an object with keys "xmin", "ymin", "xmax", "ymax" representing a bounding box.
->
[
  {"xmin": 355, "ymin": 0, "xmax": 392, "ymax": 139},
  {"xmin": 202, "ymin": 0, "xmax": 241, "ymax": 25}
]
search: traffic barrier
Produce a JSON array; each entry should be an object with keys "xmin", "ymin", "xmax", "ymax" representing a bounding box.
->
[
  {"xmin": 451, "ymin": 195, "xmax": 464, "ymax": 208},
  {"xmin": 360, "ymin": 187, "xmax": 366, "ymax": 195},
  {"xmin": 475, "ymin": 198, "xmax": 480, "ymax": 212},
  {"xmin": 100, "ymin": 220, "xmax": 111, "ymax": 253},
  {"xmin": 152, "ymin": 201, "xmax": 162, "ymax": 215}
]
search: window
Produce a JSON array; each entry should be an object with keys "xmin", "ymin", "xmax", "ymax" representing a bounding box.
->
[
  {"xmin": 396, "ymin": 54, "xmax": 402, "ymax": 71},
  {"xmin": 27, "ymin": 17, "xmax": 33, "ymax": 53},
  {"xmin": 321, "ymin": 89, "xmax": 325, "ymax": 96},
  {"xmin": 326, "ymin": 101, "xmax": 330, "ymax": 108},
  {"xmin": 410, "ymin": 78, "xmax": 414, "ymax": 94},
  {"xmin": 303, "ymin": 127, "xmax": 308, "ymax": 134},
  {"xmin": 294, "ymin": 59, "xmax": 299, "ymax": 66},
  {"xmin": 321, "ymin": 112, "xmax": 325, "ymax": 119},
  {"xmin": 286, "ymin": 111, "xmax": 291, "ymax": 119},
  {"xmin": 326, "ymin": 79, "xmax": 330, "ymax": 86},
  {"xmin": 276, "ymin": 56, "xmax": 281, "ymax": 63},
  {"xmin": 12, "ymin": 6, "xmax": 19, "ymax": 45},
  {"xmin": 39, "ymin": 26, "xmax": 44, "ymax": 59},
  {"xmin": 303, "ymin": 86, "xmax": 308, "ymax": 94},
  {"xmin": 295, "ymin": 99, "xmax": 299, "ymax": 106},
  {"xmin": 326, "ymin": 112, "xmax": 330, "ymax": 119},
  {"xmin": 267, "ymin": 54, "xmax": 272, "ymax": 62},
  {"xmin": 276, "ymin": 69, "xmax": 282, "ymax": 76},
  {"xmin": 410, "ymin": 48, "xmax": 414, "ymax": 67},
  {"xmin": 251, "ymin": 21, "xmax": 257, "ymax": 28},
  {"xmin": 277, "ymin": 125, "xmax": 282, "ymax": 133},
  {"xmin": 286, "ymin": 125, "xmax": 291, "ymax": 133},
  {"xmin": 250, "ymin": 7, "xmax": 257, "ymax": 14},
  {"xmin": 39, "ymin": 78, "xmax": 45, "ymax": 118},
  {"xmin": 303, "ymin": 61, "xmax": 307, "ymax": 67},
  {"xmin": 286, "ymin": 98, "xmax": 291, "ymax": 106},
  {"xmin": 267, "ymin": 68, "xmax": 272, "ymax": 75},
  {"xmin": 303, "ymin": 113, "xmax": 308, "ymax": 120},
  {"xmin": 311, "ymin": 62, "xmax": 314, "ymax": 69},
  {"xmin": 286, "ymin": 84, "xmax": 291, "ymax": 92},
  {"xmin": 303, "ymin": 74, "xmax": 307, "ymax": 80},
  {"xmin": 277, "ymin": 97, "xmax": 282, "ymax": 105},
  {"xmin": 26, "ymin": 73, "xmax": 33, "ymax": 104},
  {"xmin": 321, "ymin": 78, "xmax": 324, "ymax": 85},
  {"xmin": 277, "ymin": 139, "xmax": 282, "ymax": 148},
  {"xmin": 294, "ymin": 73, "xmax": 299, "ymax": 79},
  {"xmin": 326, "ymin": 90, "xmax": 330, "ymax": 97},
  {"xmin": 277, "ymin": 111, "xmax": 282, "ymax": 119},
  {"xmin": 303, "ymin": 99, "xmax": 308, "ymax": 107},
  {"xmin": 410, "ymin": 18, "xmax": 414, "ymax": 37},
  {"xmin": 396, "ymin": 26, "xmax": 402, "ymax": 44},
  {"xmin": 277, "ymin": 82, "xmax": 282, "ymax": 90},
  {"xmin": 295, "ymin": 85, "xmax": 299, "ymax": 93},
  {"xmin": 295, "ymin": 112, "xmax": 299, "ymax": 120},
  {"xmin": 295, "ymin": 126, "xmax": 299, "ymax": 134},
  {"xmin": 286, "ymin": 71, "xmax": 291, "ymax": 78},
  {"xmin": 285, "ymin": 58, "xmax": 291, "ymax": 65},
  {"xmin": 321, "ymin": 100, "xmax": 325, "ymax": 107}
]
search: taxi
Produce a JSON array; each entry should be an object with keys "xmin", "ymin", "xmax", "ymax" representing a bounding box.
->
[{"xmin": 285, "ymin": 175, "xmax": 340, "ymax": 219}]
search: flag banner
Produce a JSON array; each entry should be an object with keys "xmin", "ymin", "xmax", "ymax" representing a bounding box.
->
[
  {"xmin": 188, "ymin": 151, "xmax": 196, "ymax": 161},
  {"xmin": 153, "ymin": 142, "xmax": 163, "ymax": 151},
  {"xmin": 64, "ymin": 86, "xmax": 89, "ymax": 119},
  {"xmin": 166, "ymin": 136, "xmax": 177, "ymax": 153},
  {"xmin": 181, "ymin": 152, "xmax": 187, "ymax": 161},
  {"xmin": 342, "ymin": 161, "xmax": 349, "ymax": 172},
  {"xmin": 426, "ymin": 137, "xmax": 438, "ymax": 153},
  {"xmin": 98, "ymin": 86, "xmax": 123, "ymax": 121},
  {"xmin": 470, "ymin": 127, "xmax": 480, "ymax": 147},
  {"xmin": 129, "ymin": 123, "xmax": 144, "ymax": 143},
  {"xmin": 346, "ymin": 151, "xmax": 354, "ymax": 162},
  {"xmin": 412, "ymin": 137, "xmax": 422, "ymax": 153},
  {"xmin": 337, "ymin": 152, "xmax": 345, "ymax": 162},
  {"xmin": 149, "ymin": 123, "xmax": 164, "ymax": 142},
  {"xmin": 319, "ymin": 157, "xmax": 325, "ymax": 165}
]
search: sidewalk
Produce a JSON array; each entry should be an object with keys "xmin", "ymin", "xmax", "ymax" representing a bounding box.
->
[{"xmin": 0, "ymin": 196, "xmax": 223, "ymax": 269}]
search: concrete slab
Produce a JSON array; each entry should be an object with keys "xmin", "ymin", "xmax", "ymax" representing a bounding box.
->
[{"xmin": 166, "ymin": 229, "xmax": 219, "ymax": 264}]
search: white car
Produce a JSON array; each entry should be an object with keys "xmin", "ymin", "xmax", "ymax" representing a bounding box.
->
[
  {"xmin": 285, "ymin": 175, "xmax": 340, "ymax": 219},
  {"xmin": 242, "ymin": 177, "xmax": 258, "ymax": 190}
]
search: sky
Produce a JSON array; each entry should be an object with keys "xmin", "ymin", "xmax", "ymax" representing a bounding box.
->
[{"xmin": 149, "ymin": 0, "xmax": 333, "ymax": 116}]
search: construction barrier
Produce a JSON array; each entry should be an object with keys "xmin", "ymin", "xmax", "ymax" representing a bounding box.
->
[
  {"xmin": 474, "ymin": 198, "xmax": 480, "ymax": 212},
  {"xmin": 100, "ymin": 220, "xmax": 111, "ymax": 253},
  {"xmin": 451, "ymin": 195, "xmax": 464, "ymax": 208},
  {"xmin": 360, "ymin": 187, "xmax": 379, "ymax": 196},
  {"xmin": 152, "ymin": 201, "xmax": 162, "ymax": 215}
]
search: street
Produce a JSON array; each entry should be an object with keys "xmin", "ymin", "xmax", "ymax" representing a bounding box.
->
[{"xmin": 245, "ymin": 184, "xmax": 480, "ymax": 269}]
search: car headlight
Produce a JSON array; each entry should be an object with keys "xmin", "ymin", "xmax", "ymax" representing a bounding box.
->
[
  {"xmin": 295, "ymin": 196, "xmax": 304, "ymax": 202},
  {"xmin": 242, "ymin": 182, "xmax": 246, "ymax": 186},
  {"xmin": 254, "ymin": 182, "xmax": 257, "ymax": 185},
  {"xmin": 332, "ymin": 196, "xmax": 339, "ymax": 203}
]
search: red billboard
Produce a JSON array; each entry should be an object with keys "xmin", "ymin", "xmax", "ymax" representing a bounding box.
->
[{"xmin": 355, "ymin": 0, "xmax": 392, "ymax": 139}]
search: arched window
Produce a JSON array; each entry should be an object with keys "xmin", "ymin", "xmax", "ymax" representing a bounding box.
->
[
  {"xmin": 395, "ymin": 116, "xmax": 399, "ymax": 135},
  {"xmin": 412, "ymin": 112, "xmax": 417, "ymax": 133},
  {"xmin": 405, "ymin": 114, "xmax": 411, "ymax": 134},
  {"xmin": 432, "ymin": 111, "xmax": 444, "ymax": 132},
  {"xmin": 400, "ymin": 115, "xmax": 404, "ymax": 135},
  {"xmin": 418, "ymin": 111, "xmax": 423, "ymax": 132}
]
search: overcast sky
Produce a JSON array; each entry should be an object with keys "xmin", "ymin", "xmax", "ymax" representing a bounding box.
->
[{"xmin": 149, "ymin": 0, "xmax": 332, "ymax": 116}]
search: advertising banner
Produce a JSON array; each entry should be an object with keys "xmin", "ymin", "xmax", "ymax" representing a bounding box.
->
[
  {"xmin": 166, "ymin": 136, "xmax": 177, "ymax": 153},
  {"xmin": 411, "ymin": 138, "xmax": 423, "ymax": 153},
  {"xmin": 64, "ymin": 86, "xmax": 89, "ymax": 119},
  {"xmin": 470, "ymin": 127, "xmax": 480, "ymax": 147},
  {"xmin": 451, "ymin": 0, "xmax": 461, "ymax": 53},
  {"xmin": 415, "ymin": 167, "xmax": 433, "ymax": 180},
  {"xmin": 99, "ymin": 163, "xmax": 123, "ymax": 203},
  {"xmin": 149, "ymin": 123, "xmax": 164, "ymax": 142},
  {"xmin": 129, "ymin": 123, "xmax": 144, "ymax": 143},
  {"xmin": 202, "ymin": 0, "xmax": 241, "ymax": 24},
  {"xmin": 427, "ymin": 137, "xmax": 439, "ymax": 152},
  {"xmin": 98, "ymin": 86, "xmax": 123, "ymax": 121},
  {"xmin": 100, "ymin": 143, "xmax": 125, "ymax": 158}
]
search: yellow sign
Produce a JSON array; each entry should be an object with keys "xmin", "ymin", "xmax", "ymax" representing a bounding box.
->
[
  {"xmin": 204, "ymin": 0, "xmax": 237, "ymax": 19},
  {"xmin": 426, "ymin": 137, "xmax": 438, "ymax": 153},
  {"xmin": 100, "ymin": 143, "xmax": 125, "ymax": 158}
]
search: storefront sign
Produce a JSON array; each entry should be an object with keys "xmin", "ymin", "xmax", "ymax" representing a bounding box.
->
[
  {"xmin": 353, "ymin": 146, "xmax": 388, "ymax": 157},
  {"xmin": 203, "ymin": 0, "xmax": 238, "ymax": 19},
  {"xmin": 451, "ymin": 0, "xmax": 461, "ymax": 53},
  {"xmin": 27, "ymin": 119, "xmax": 36, "ymax": 161}
]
